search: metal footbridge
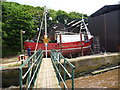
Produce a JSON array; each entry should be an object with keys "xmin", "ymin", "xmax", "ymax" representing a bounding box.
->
[{"xmin": 18, "ymin": 49, "xmax": 75, "ymax": 90}]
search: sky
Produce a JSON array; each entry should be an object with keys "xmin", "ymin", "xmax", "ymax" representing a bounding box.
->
[{"xmin": 7, "ymin": 0, "xmax": 119, "ymax": 16}]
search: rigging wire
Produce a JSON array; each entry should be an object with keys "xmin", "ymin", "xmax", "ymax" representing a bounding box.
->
[{"xmin": 34, "ymin": 12, "xmax": 44, "ymax": 52}]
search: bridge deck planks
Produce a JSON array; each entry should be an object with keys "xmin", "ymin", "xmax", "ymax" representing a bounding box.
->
[{"xmin": 34, "ymin": 58, "xmax": 60, "ymax": 88}]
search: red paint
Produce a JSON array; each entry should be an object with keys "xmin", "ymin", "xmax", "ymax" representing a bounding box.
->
[{"xmin": 24, "ymin": 38, "xmax": 93, "ymax": 55}]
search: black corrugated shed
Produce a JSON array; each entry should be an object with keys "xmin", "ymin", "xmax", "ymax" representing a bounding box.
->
[{"xmin": 89, "ymin": 4, "xmax": 120, "ymax": 52}]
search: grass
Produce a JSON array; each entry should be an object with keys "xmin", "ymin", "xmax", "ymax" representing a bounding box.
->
[
  {"xmin": 1, "ymin": 55, "xmax": 28, "ymax": 68},
  {"xmin": 2, "ymin": 59, "xmax": 18, "ymax": 64},
  {"xmin": 7, "ymin": 63, "xmax": 21, "ymax": 67},
  {"xmin": 1, "ymin": 56, "xmax": 18, "ymax": 64}
]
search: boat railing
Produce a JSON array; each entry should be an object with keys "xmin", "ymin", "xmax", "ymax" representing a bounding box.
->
[{"xmin": 50, "ymin": 49, "xmax": 75, "ymax": 90}]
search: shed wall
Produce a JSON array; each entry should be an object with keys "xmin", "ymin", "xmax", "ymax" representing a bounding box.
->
[{"xmin": 89, "ymin": 10, "xmax": 119, "ymax": 52}]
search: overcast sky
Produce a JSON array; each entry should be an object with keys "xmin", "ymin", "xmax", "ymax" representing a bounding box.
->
[{"xmin": 7, "ymin": 0, "xmax": 119, "ymax": 16}]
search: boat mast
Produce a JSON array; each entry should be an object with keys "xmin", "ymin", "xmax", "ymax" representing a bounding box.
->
[
  {"xmin": 79, "ymin": 13, "xmax": 91, "ymax": 35},
  {"xmin": 44, "ymin": 6, "xmax": 47, "ymax": 36},
  {"xmin": 79, "ymin": 13, "xmax": 84, "ymax": 34},
  {"xmin": 44, "ymin": 6, "xmax": 48, "ymax": 58}
]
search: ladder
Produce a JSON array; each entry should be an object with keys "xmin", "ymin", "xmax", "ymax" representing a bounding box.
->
[{"xmin": 92, "ymin": 36, "xmax": 100, "ymax": 54}]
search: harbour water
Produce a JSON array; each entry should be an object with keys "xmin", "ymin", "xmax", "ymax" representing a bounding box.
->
[{"xmin": 64, "ymin": 69, "xmax": 119, "ymax": 88}]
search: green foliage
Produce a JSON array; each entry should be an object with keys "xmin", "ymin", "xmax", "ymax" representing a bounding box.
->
[
  {"xmin": 68, "ymin": 12, "xmax": 88, "ymax": 21},
  {"xmin": 69, "ymin": 12, "xmax": 81, "ymax": 19},
  {"xmin": 2, "ymin": 2, "xmax": 88, "ymax": 57},
  {"xmin": 48, "ymin": 9, "xmax": 57, "ymax": 24},
  {"xmin": 2, "ymin": 2, "xmax": 36, "ymax": 57},
  {"xmin": 56, "ymin": 10, "xmax": 69, "ymax": 24}
]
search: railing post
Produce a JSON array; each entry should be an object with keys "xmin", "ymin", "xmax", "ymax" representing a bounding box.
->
[
  {"xmin": 58, "ymin": 52, "xmax": 61, "ymax": 85},
  {"xmin": 19, "ymin": 69, "xmax": 22, "ymax": 90},
  {"xmin": 53, "ymin": 51, "xmax": 55, "ymax": 60},
  {"xmin": 64, "ymin": 60, "xmax": 66, "ymax": 86},
  {"xmin": 28, "ymin": 61, "xmax": 30, "ymax": 86},
  {"xmin": 72, "ymin": 68, "xmax": 74, "ymax": 90},
  {"xmin": 33, "ymin": 59, "xmax": 37, "ymax": 86},
  {"xmin": 58, "ymin": 63, "xmax": 61, "ymax": 85}
]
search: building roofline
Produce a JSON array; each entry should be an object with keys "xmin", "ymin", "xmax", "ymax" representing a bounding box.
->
[{"xmin": 90, "ymin": 4, "xmax": 120, "ymax": 18}]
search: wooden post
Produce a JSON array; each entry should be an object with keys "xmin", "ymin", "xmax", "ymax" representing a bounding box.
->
[
  {"xmin": 21, "ymin": 30, "xmax": 23, "ymax": 54},
  {"xmin": 80, "ymin": 34, "xmax": 84, "ymax": 56},
  {"xmin": 59, "ymin": 34, "xmax": 62, "ymax": 52}
]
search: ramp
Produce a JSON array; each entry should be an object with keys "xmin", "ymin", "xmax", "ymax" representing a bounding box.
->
[{"xmin": 34, "ymin": 58, "xmax": 61, "ymax": 88}]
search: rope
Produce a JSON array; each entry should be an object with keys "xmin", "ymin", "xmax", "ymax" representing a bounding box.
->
[{"xmin": 34, "ymin": 13, "xmax": 44, "ymax": 52}]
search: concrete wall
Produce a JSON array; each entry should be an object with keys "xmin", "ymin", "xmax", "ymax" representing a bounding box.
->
[
  {"xmin": 62, "ymin": 53, "xmax": 120, "ymax": 77},
  {"xmin": 2, "ymin": 67, "xmax": 27, "ymax": 87},
  {"xmin": 2, "ymin": 53, "xmax": 120, "ymax": 87}
]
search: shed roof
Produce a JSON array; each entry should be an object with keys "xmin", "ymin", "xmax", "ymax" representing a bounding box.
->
[{"xmin": 90, "ymin": 4, "xmax": 120, "ymax": 18}]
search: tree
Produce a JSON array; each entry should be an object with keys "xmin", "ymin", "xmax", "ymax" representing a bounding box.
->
[
  {"xmin": 56, "ymin": 10, "xmax": 69, "ymax": 24},
  {"xmin": 68, "ymin": 12, "xmax": 88, "ymax": 21},
  {"xmin": 2, "ymin": 1, "xmax": 88, "ymax": 57},
  {"xmin": 2, "ymin": 2, "xmax": 36, "ymax": 56}
]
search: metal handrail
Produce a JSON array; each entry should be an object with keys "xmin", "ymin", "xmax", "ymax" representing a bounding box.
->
[
  {"xmin": 22, "ymin": 52, "xmax": 42, "ymax": 79},
  {"xmin": 51, "ymin": 51, "xmax": 72, "ymax": 78},
  {"xmin": 58, "ymin": 61, "xmax": 72, "ymax": 78},
  {"xmin": 18, "ymin": 49, "xmax": 43, "ymax": 90},
  {"xmin": 50, "ymin": 50, "xmax": 75, "ymax": 90},
  {"xmin": 60, "ymin": 54, "xmax": 75, "ymax": 69},
  {"xmin": 51, "ymin": 57, "xmax": 68, "ymax": 89},
  {"xmin": 27, "ymin": 55, "xmax": 42, "ymax": 90}
]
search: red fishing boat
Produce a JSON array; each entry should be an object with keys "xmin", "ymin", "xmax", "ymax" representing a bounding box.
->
[{"xmin": 24, "ymin": 7, "xmax": 93, "ymax": 57}]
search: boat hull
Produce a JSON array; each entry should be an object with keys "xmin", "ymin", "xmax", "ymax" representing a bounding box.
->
[{"xmin": 24, "ymin": 38, "xmax": 93, "ymax": 56}]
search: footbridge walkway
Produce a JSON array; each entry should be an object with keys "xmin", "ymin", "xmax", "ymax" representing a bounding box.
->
[{"xmin": 18, "ymin": 49, "xmax": 75, "ymax": 90}]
